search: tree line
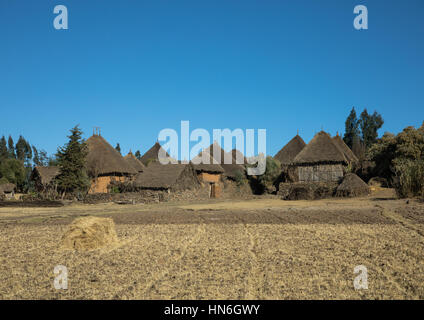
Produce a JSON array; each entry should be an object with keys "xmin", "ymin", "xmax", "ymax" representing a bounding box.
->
[
  {"xmin": 2, "ymin": 110, "xmax": 423, "ymax": 199},
  {"xmin": 343, "ymin": 107, "xmax": 384, "ymax": 159},
  {"xmin": 0, "ymin": 135, "xmax": 57, "ymax": 191}
]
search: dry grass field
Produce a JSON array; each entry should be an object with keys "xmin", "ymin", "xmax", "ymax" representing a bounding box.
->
[{"xmin": 1, "ymin": 189, "xmax": 423, "ymax": 300}]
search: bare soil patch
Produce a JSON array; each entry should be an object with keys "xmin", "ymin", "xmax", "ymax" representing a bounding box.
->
[{"xmin": 0, "ymin": 192, "xmax": 423, "ymax": 299}]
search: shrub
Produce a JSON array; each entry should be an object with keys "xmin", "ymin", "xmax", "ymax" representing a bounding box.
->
[
  {"xmin": 234, "ymin": 170, "xmax": 246, "ymax": 187},
  {"xmin": 257, "ymin": 156, "xmax": 281, "ymax": 193},
  {"xmin": 393, "ymin": 159, "xmax": 424, "ymax": 198},
  {"xmin": 368, "ymin": 126, "xmax": 424, "ymax": 198}
]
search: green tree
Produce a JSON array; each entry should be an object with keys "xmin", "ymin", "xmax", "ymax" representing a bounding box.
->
[
  {"xmin": 38, "ymin": 149, "xmax": 49, "ymax": 166},
  {"xmin": 0, "ymin": 158, "xmax": 26, "ymax": 189},
  {"xmin": 0, "ymin": 136, "xmax": 8, "ymax": 160},
  {"xmin": 343, "ymin": 107, "xmax": 360, "ymax": 149},
  {"xmin": 32, "ymin": 146, "xmax": 49, "ymax": 167},
  {"xmin": 115, "ymin": 143, "xmax": 121, "ymax": 154},
  {"xmin": 15, "ymin": 136, "xmax": 26, "ymax": 161},
  {"xmin": 56, "ymin": 125, "xmax": 90, "ymax": 197},
  {"xmin": 32, "ymin": 146, "xmax": 40, "ymax": 166},
  {"xmin": 48, "ymin": 156, "xmax": 59, "ymax": 166},
  {"xmin": 135, "ymin": 150, "xmax": 141, "ymax": 160},
  {"xmin": 15, "ymin": 136, "xmax": 32, "ymax": 166},
  {"xmin": 8, "ymin": 136, "xmax": 15, "ymax": 159},
  {"xmin": 359, "ymin": 109, "xmax": 384, "ymax": 149},
  {"xmin": 368, "ymin": 126, "xmax": 424, "ymax": 197}
]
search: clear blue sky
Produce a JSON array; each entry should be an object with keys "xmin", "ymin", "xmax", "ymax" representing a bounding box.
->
[{"xmin": 1, "ymin": 0, "xmax": 423, "ymax": 158}]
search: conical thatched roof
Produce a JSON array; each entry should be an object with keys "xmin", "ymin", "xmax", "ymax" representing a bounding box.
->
[
  {"xmin": 139, "ymin": 142, "xmax": 170, "ymax": 166},
  {"xmin": 274, "ymin": 135, "xmax": 306, "ymax": 165},
  {"xmin": 86, "ymin": 135, "xmax": 137, "ymax": 176},
  {"xmin": 336, "ymin": 173, "xmax": 370, "ymax": 197},
  {"xmin": 192, "ymin": 151, "xmax": 225, "ymax": 173},
  {"xmin": 31, "ymin": 166, "xmax": 60, "ymax": 185},
  {"xmin": 332, "ymin": 135, "xmax": 358, "ymax": 163},
  {"xmin": 193, "ymin": 142, "xmax": 243, "ymax": 177},
  {"xmin": 134, "ymin": 162, "xmax": 200, "ymax": 190},
  {"xmin": 231, "ymin": 149, "xmax": 247, "ymax": 164},
  {"xmin": 124, "ymin": 152, "xmax": 145, "ymax": 173},
  {"xmin": 293, "ymin": 131, "xmax": 347, "ymax": 165}
]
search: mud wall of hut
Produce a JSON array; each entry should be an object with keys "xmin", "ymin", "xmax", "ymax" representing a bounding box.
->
[
  {"xmin": 89, "ymin": 176, "xmax": 127, "ymax": 194},
  {"xmin": 197, "ymin": 172, "xmax": 221, "ymax": 183}
]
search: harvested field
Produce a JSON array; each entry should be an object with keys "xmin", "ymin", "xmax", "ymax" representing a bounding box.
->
[{"xmin": 0, "ymin": 189, "xmax": 423, "ymax": 299}]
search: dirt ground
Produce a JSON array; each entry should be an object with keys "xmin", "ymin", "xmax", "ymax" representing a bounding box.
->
[{"xmin": 1, "ymin": 188, "xmax": 423, "ymax": 300}]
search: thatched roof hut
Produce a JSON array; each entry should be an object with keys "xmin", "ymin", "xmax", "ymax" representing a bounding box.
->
[
  {"xmin": 124, "ymin": 151, "xmax": 145, "ymax": 173},
  {"xmin": 192, "ymin": 142, "xmax": 242, "ymax": 178},
  {"xmin": 139, "ymin": 142, "xmax": 171, "ymax": 166},
  {"xmin": 274, "ymin": 134, "xmax": 306, "ymax": 165},
  {"xmin": 336, "ymin": 173, "xmax": 370, "ymax": 197},
  {"xmin": 231, "ymin": 149, "xmax": 247, "ymax": 164},
  {"xmin": 86, "ymin": 135, "xmax": 137, "ymax": 177},
  {"xmin": 134, "ymin": 162, "xmax": 200, "ymax": 191},
  {"xmin": 332, "ymin": 134, "xmax": 358, "ymax": 164},
  {"xmin": 30, "ymin": 166, "xmax": 60, "ymax": 190},
  {"xmin": 291, "ymin": 131, "xmax": 348, "ymax": 183},
  {"xmin": 192, "ymin": 151, "xmax": 225, "ymax": 174},
  {"xmin": 293, "ymin": 131, "xmax": 347, "ymax": 165}
]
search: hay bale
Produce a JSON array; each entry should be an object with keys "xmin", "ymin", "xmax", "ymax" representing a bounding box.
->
[
  {"xmin": 336, "ymin": 173, "xmax": 370, "ymax": 197},
  {"xmin": 61, "ymin": 216, "xmax": 118, "ymax": 251}
]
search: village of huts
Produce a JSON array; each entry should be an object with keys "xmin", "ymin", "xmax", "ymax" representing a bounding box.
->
[{"xmin": 0, "ymin": 127, "xmax": 381, "ymax": 204}]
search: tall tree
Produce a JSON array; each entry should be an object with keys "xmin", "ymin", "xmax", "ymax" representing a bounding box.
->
[
  {"xmin": 0, "ymin": 158, "xmax": 26, "ymax": 188},
  {"xmin": 8, "ymin": 136, "xmax": 15, "ymax": 159},
  {"xmin": 15, "ymin": 136, "xmax": 32, "ymax": 166},
  {"xmin": 134, "ymin": 150, "xmax": 141, "ymax": 160},
  {"xmin": 56, "ymin": 125, "xmax": 90, "ymax": 197},
  {"xmin": 0, "ymin": 136, "xmax": 8, "ymax": 160},
  {"xmin": 38, "ymin": 149, "xmax": 49, "ymax": 166},
  {"xmin": 15, "ymin": 136, "xmax": 26, "ymax": 161},
  {"xmin": 32, "ymin": 146, "xmax": 40, "ymax": 166},
  {"xmin": 32, "ymin": 146, "xmax": 49, "ymax": 166},
  {"xmin": 343, "ymin": 107, "xmax": 360, "ymax": 149},
  {"xmin": 115, "ymin": 143, "xmax": 121, "ymax": 154},
  {"xmin": 359, "ymin": 109, "xmax": 384, "ymax": 149}
]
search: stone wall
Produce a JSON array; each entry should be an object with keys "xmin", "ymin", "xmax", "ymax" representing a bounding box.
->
[
  {"xmin": 278, "ymin": 182, "xmax": 339, "ymax": 200},
  {"xmin": 297, "ymin": 164, "xmax": 344, "ymax": 182}
]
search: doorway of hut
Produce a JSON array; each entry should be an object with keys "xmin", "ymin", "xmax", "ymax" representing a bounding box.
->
[{"xmin": 209, "ymin": 182, "xmax": 221, "ymax": 198}]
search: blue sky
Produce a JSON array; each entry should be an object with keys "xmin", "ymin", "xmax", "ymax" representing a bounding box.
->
[{"xmin": 1, "ymin": 0, "xmax": 423, "ymax": 158}]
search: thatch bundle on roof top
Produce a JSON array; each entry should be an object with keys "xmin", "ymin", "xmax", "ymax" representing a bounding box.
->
[
  {"xmin": 133, "ymin": 162, "xmax": 200, "ymax": 191},
  {"xmin": 274, "ymin": 134, "xmax": 306, "ymax": 165},
  {"xmin": 124, "ymin": 152, "xmax": 145, "ymax": 173},
  {"xmin": 336, "ymin": 173, "xmax": 370, "ymax": 197},
  {"xmin": 86, "ymin": 135, "xmax": 137, "ymax": 177}
]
